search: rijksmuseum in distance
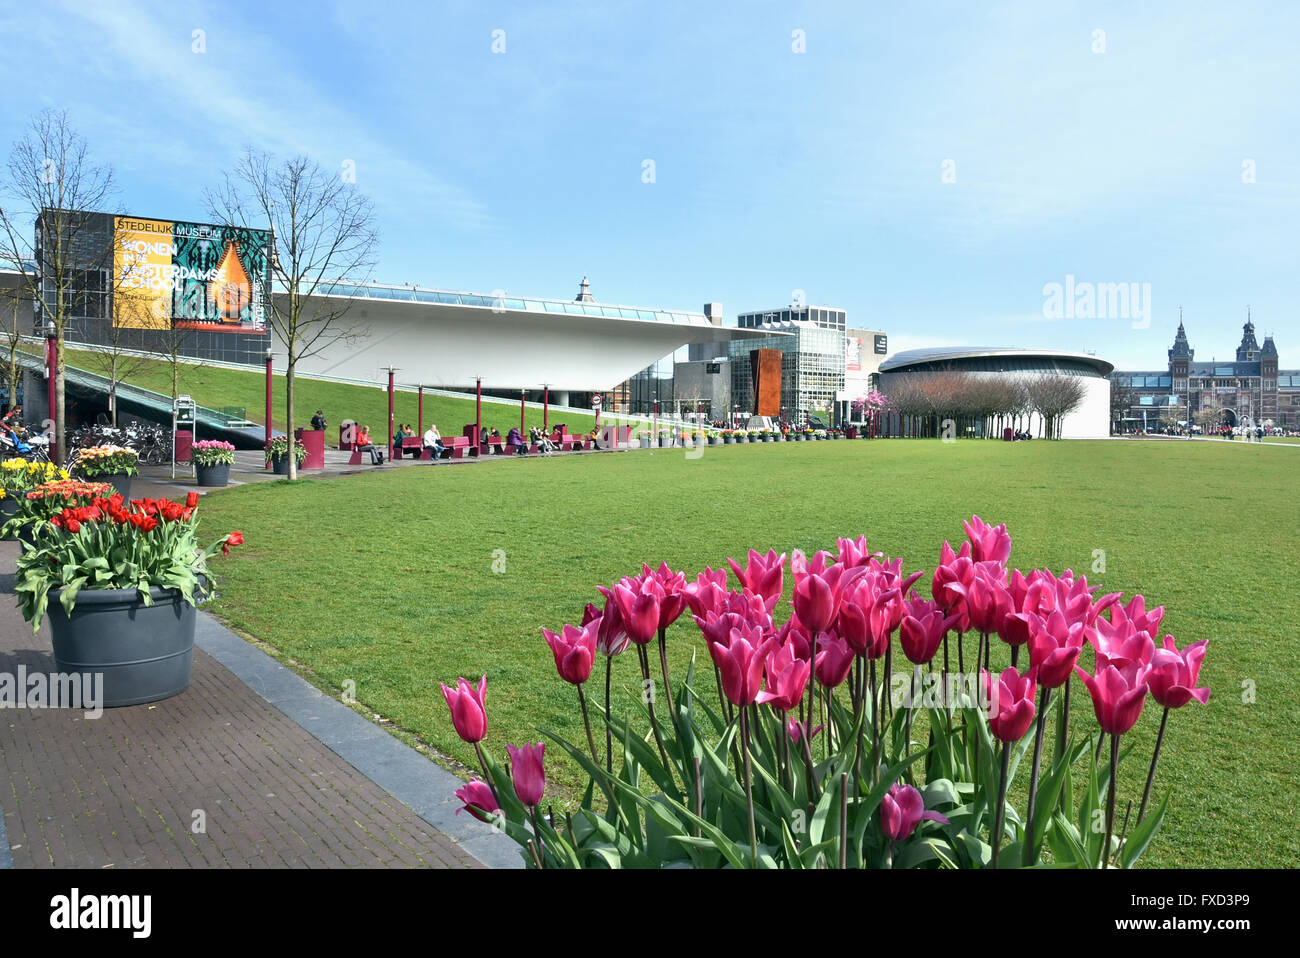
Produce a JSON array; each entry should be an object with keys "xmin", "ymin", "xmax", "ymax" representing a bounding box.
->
[{"xmin": 1114, "ymin": 317, "xmax": 1300, "ymax": 430}]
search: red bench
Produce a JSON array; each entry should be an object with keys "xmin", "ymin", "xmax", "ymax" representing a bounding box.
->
[
  {"xmin": 395, "ymin": 437, "xmax": 423, "ymax": 459},
  {"xmin": 442, "ymin": 436, "xmax": 471, "ymax": 459}
]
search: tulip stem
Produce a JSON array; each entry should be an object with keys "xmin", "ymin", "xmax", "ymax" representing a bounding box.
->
[
  {"xmin": 530, "ymin": 805, "xmax": 546, "ymax": 867},
  {"xmin": 869, "ymin": 658, "xmax": 879, "ymax": 785},
  {"xmin": 838, "ymin": 771, "xmax": 849, "ymax": 869},
  {"xmin": 1103, "ymin": 734, "xmax": 1119, "ymax": 869},
  {"xmin": 525, "ymin": 836, "xmax": 543, "ymax": 870},
  {"xmin": 1058, "ymin": 680, "xmax": 1071, "ymax": 762},
  {"xmin": 637, "ymin": 644, "xmax": 675, "ymax": 785},
  {"xmin": 883, "ymin": 643, "xmax": 894, "ymax": 721},
  {"xmin": 1138, "ymin": 706, "xmax": 1169, "ymax": 823},
  {"xmin": 1010, "ymin": 644, "xmax": 1020, "ymax": 669},
  {"xmin": 657, "ymin": 626, "xmax": 674, "ymax": 713},
  {"xmin": 473, "ymin": 742, "xmax": 501, "ymax": 809},
  {"xmin": 577, "ymin": 682, "xmax": 599, "ymax": 766},
  {"xmin": 604, "ymin": 656, "xmax": 613, "ymax": 775},
  {"xmin": 693, "ymin": 756, "xmax": 703, "ymax": 839},
  {"xmin": 991, "ymin": 740, "xmax": 1010, "ymax": 869},
  {"xmin": 957, "ymin": 630, "xmax": 964, "ymax": 678},
  {"xmin": 1023, "ymin": 685, "xmax": 1053, "ymax": 866},
  {"xmin": 740, "ymin": 706, "xmax": 758, "ymax": 868}
]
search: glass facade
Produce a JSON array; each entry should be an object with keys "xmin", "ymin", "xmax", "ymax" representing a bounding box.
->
[
  {"xmin": 738, "ymin": 307, "xmax": 846, "ymax": 332},
  {"xmin": 728, "ymin": 325, "xmax": 844, "ymax": 425}
]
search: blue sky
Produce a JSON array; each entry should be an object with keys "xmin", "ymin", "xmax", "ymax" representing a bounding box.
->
[{"xmin": 2, "ymin": 0, "xmax": 1297, "ymax": 369}]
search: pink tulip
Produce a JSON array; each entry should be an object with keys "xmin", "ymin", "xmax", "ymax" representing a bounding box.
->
[
  {"xmin": 899, "ymin": 595, "xmax": 957, "ymax": 665},
  {"xmin": 982, "ymin": 666, "xmax": 1037, "ymax": 743},
  {"xmin": 880, "ymin": 783, "xmax": 950, "ymax": 842},
  {"xmin": 965, "ymin": 562, "xmax": 1012, "ymax": 635},
  {"xmin": 793, "ymin": 568, "xmax": 839, "ymax": 634},
  {"xmin": 613, "ymin": 577, "xmax": 661, "ymax": 645},
  {"xmin": 1147, "ymin": 636, "xmax": 1210, "ymax": 709},
  {"xmin": 1109, "ymin": 593, "xmax": 1166, "ymax": 642},
  {"xmin": 814, "ymin": 630, "xmax": 856, "ymax": 687},
  {"xmin": 643, "ymin": 561, "xmax": 687, "ymax": 629},
  {"xmin": 709, "ymin": 624, "xmax": 767, "ymax": 707},
  {"xmin": 1092, "ymin": 612, "xmax": 1155, "ymax": 671},
  {"xmin": 1074, "ymin": 661, "xmax": 1150, "ymax": 736},
  {"xmin": 756, "ymin": 637, "xmax": 810, "ymax": 712},
  {"xmin": 542, "ymin": 621, "xmax": 598, "ymax": 685},
  {"xmin": 727, "ymin": 549, "xmax": 786, "ymax": 611},
  {"xmin": 506, "ymin": 742, "xmax": 546, "ymax": 807},
  {"xmin": 776, "ymin": 616, "xmax": 813, "ymax": 661},
  {"xmin": 1027, "ymin": 610, "xmax": 1088, "ymax": 689},
  {"xmin": 790, "ymin": 548, "xmax": 835, "ymax": 586},
  {"xmin": 786, "ymin": 719, "xmax": 824, "ymax": 744},
  {"xmin": 588, "ymin": 590, "xmax": 632, "ymax": 657},
  {"xmin": 441, "ymin": 675, "xmax": 488, "ymax": 743},
  {"xmin": 963, "ymin": 515, "xmax": 1012, "ymax": 565},
  {"xmin": 453, "ymin": 779, "xmax": 500, "ymax": 824},
  {"xmin": 837, "ymin": 535, "xmax": 881, "ymax": 568},
  {"xmin": 931, "ymin": 541, "xmax": 974, "ymax": 629},
  {"xmin": 682, "ymin": 567, "xmax": 730, "ymax": 619}
]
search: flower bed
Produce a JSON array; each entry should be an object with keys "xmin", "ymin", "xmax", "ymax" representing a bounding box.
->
[
  {"xmin": 1, "ymin": 479, "xmax": 113, "ymax": 539},
  {"xmin": 443, "ymin": 516, "xmax": 1207, "ymax": 869}
]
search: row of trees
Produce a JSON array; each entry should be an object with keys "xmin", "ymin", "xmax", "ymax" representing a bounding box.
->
[
  {"xmin": 0, "ymin": 109, "xmax": 377, "ymax": 478},
  {"xmin": 884, "ymin": 371, "xmax": 1087, "ymax": 439}
]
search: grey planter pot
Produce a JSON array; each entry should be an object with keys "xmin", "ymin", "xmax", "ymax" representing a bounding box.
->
[
  {"xmin": 639, "ymin": 437, "xmax": 652, "ymax": 448},
  {"xmin": 763, "ymin": 436, "xmax": 774, "ymax": 442},
  {"xmin": 776, "ymin": 434, "xmax": 786, "ymax": 442},
  {"xmin": 104, "ymin": 472, "xmax": 132, "ymax": 499},
  {"xmin": 46, "ymin": 584, "xmax": 195, "ymax": 708},
  {"xmin": 709, "ymin": 437, "xmax": 720, "ymax": 446},
  {"xmin": 194, "ymin": 463, "xmax": 230, "ymax": 487},
  {"xmin": 658, "ymin": 437, "xmax": 672, "ymax": 447},
  {"xmin": 723, "ymin": 437, "xmax": 734, "ymax": 444},
  {"xmin": 270, "ymin": 454, "xmax": 295, "ymax": 475},
  {"xmin": 737, "ymin": 435, "xmax": 748, "ymax": 444}
]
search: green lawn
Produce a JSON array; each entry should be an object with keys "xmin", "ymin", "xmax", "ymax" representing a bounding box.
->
[
  {"xmin": 194, "ymin": 438, "xmax": 1300, "ymax": 868},
  {"xmin": 48, "ymin": 343, "xmax": 601, "ymax": 439}
]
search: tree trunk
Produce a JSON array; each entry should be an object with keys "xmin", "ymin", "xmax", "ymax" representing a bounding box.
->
[{"xmin": 110, "ymin": 353, "xmax": 118, "ymax": 426}]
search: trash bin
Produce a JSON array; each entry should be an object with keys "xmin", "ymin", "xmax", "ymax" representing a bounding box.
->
[
  {"xmin": 174, "ymin": 429, "xmax": 193, "ymax": 463},
  {"xmin": 845, "ymin": 426, "xmax": 858, "ymax": 440},
  {"xmin": 1003, "ymin": 427, "xmax": 1014, "ymax": 442}
]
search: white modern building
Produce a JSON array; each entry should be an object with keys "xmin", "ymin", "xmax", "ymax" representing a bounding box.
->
[{"xmin": 878, "ymin": 347, "xmax": 1113, "ymax": 439}]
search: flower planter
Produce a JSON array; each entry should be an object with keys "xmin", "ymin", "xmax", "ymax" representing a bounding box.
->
[
  {"xmin": 46, "ymin": 585, "xmax": 195, "ymax": 708},
  {"xmin": 0, "ymin": 497, "xmax": 19, "ymax": 539},
  {"xmin": 723, "ymin": 437, "xmax": 734, "ymax": 445},
  {"xmin": 270, "ymin": 454, "xmax": 295, "ymax": 475},
  {"xmin": 763, "ymin": 436, "xmax": 774, "ymax": 442},
  {"xmin": 658, "ymin": 437, "xmax": 672, "ymax": 448},
  {"xmin": 639, "ymin": 437, "xmax": 652, "ymax": 449},
  {"xmin": 709, "ymin": 437, "xmax": 720, "ymax": 446},
  {"xmin": 776, "ymin": 434, "xmax": 786, "ymax": 442},
  {"xmin": 194, "ymin": 463, "xmax": 230, "ymax": 488}
]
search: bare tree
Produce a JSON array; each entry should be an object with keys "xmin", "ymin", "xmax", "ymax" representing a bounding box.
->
[
  {"xmin": 1108, "ymin": 373, "xmax": 1138, "ymax": 435},
  {"xmin": 0, "ymin": 286, "xmax": 27, "ymax": 416},
  {"xmin": 207, "ymin": 150, "xmax": 377, "ymax": 479},
  {"xmin": 1025, "ymin": 374, "xmax": 1087, "ymax": 439},
  {"xmin": 0, "ymin": 110, "xmax": 118, "ymax": 463}
]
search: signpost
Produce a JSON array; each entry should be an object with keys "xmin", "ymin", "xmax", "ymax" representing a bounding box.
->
[{"xmin": 592, "ymin": 392, "xmax": 602, "ymax": 428}]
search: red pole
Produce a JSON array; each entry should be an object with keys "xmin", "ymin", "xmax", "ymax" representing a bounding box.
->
[
  {"xmin": 46, "ymin": 334, "xmax": 57, "ymax": 461},
  {"xmin": 265, "ymin": 352, "xmax": 273, "ymax": 469},
  {"xmin": 387, "ymin": 369, "xmax": 395, "ymax": 459},
  {"xmin": 475, "ymin": 378, "xmax": 482, "ymax": 448},
  {"xmin": 418, "ymin": 386, "xmax": 424, "ymax": 436},
  {"xmin": 543, "ymin": 386, "xmax": 549, "ymax": 432},
  {"xmin": 520, "ymin": 389, "xmax": 526, "ymax": 436}
]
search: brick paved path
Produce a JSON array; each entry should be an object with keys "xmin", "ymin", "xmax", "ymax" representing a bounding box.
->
[{"xmin": 0, "ymin": 542, "xmax": 487, "ymax": 869}]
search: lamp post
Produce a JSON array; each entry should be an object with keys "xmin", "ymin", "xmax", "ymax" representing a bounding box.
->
[
  {"xmin": 45, "ymin": 321, "xmax": 57, "ymax": 463},
  {"xmin": 264, "ymin": 348, "xmax": 273, "ymax": 468},
  {"xmin": 384, "ymin": 367, "xmax": 398, "ymax": 459},
  {"xmin": 542, "ymin": 384, "xmax": 549, "ymax": 433}
]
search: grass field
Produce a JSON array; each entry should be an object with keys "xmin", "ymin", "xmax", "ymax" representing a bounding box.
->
[
  {"xmin": 194, "ymin": 438, "xmax": 1299, "ymax": 868},
  {"xmin": 45, "ymin": 343, "xmax": 601, "ymax": 439}
]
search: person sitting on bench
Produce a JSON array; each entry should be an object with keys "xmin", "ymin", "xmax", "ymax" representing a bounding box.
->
[
  {"xmin": 530, "ymin": 426, "xmax": 556, "ymax": 454},
  {"xmin": 356, "ymin": 424, "xmax": 385, "ymax": 464},
  {"xmin": 484, "ymin": 428, "xmax": 505, "ymax": 454},
  {"xmin": 506, "ymin": 427, "xmax": 528, "ymax": 455},
  {"xmin": 423, "ymin": 424, "xmax": 447, "ymax": 461}
]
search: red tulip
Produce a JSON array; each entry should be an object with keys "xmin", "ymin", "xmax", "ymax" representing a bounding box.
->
[
  {"xmin": 541, "ymin": 621, "xmax": 598, "ymax": 685},
  {"xmin": 1075, "ymin": 661, "xmax": 1150, "ymax": 735},
  {"xmin": 814, "ymin": 630, "xmax": 855, "ymax": 687},
  {"xmin": 1027, "ymin": 610, "xmax": 1088, "ymax": 689},
  {"xmin": 880, "ymin": 783, "xmax": 950, "ymax": 841},
  {"xmin": 756, "ymin": 638, "xmax": 809, "ymax": 712},
  {"xmin": 1147, "ymin": 636, "xmax": 1210, "ymax": 709},
  {"xmin": 727, "ymin": 549, "xmax": 786, "ymax": 611},
  {"xmin": 186, "ymin": 491, "xmax": 200, "ymax": 508},
  {"xmin": 963, "ymin": 515, "xmax": 1012, "ymax": 565},
  {"xmin": 222, "ymin": 530, "xmax": 245, "ymax": 556},
  {"xmin": 709, "ymin": 624, "xmax": 766, "ymax": 707},
  {"xmin": 982, "ymin": 666, "xmax": 1037, "ymax": 743},
  {"xmin": 506, "ymin": 742, "xmax": 546, "ymax": 807},
  {"xmin": 441, "ymin": 675, "xmax": 488, "ymax": 743},
  {"xmin": 453, "ymin": 779, "xmax": 500, "ymax": 824}
]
